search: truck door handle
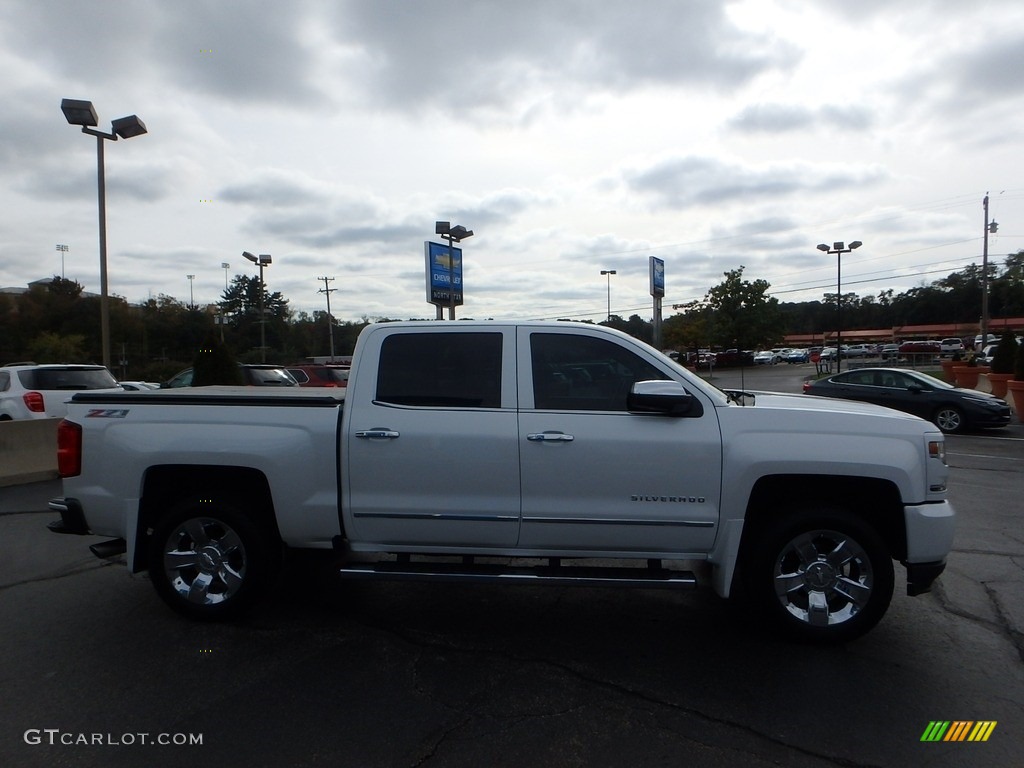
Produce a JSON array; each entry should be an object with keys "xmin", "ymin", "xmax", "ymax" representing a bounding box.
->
[
  {"xmin": 527, "ymin": 431, "xmax": 574, "ymax": 442},
  {"xmin": 355, "ymin": 428, "xmax": 401, "ymax": 440}
]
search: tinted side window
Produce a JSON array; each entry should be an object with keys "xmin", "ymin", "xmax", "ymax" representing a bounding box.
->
[
  {"xmin": 376, "ymin": 333, "xmax": 502, "ymax": 408},
  {"xmin": 844, "ymin": 371, "xmax": 876, "ymax": 386},
  {"xmin": 531, "ymin": 333, "xmax": 668, "ymax": 411},
  {"xmin": 0, "ymin": 372, "xmax": 8, "ymax": 391}
]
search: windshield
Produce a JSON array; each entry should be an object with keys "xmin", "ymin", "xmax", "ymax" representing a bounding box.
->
[{"xmin": 908, "ymin": 371, "xmax": 954, "ymax": 390}]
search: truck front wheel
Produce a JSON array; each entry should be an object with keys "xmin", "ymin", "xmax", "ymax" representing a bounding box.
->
[
  {"xmin": 747, "ymin": 510, "xmax": 894, "ymax": 643},
  {"xmin": 149, "ymin": 502, "xmax": 276, "ymax": 620}
]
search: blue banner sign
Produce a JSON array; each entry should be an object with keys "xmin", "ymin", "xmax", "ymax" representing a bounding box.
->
[
  {"xmin": 650, "ymin": 256, "xmax": 665, "ymax": 298},
  {"xmin": 425, "ymin": 241, "xmax": 463, "ymax": 307}
]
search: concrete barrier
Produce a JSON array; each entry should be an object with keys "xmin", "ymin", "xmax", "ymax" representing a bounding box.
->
[{"xmin": 0, "ymin": 418, "xmax": 60, "ymax": 487}]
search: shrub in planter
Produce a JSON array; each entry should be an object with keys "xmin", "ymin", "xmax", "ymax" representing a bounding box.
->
[{"xmin": 991, "ymin": 332, "xmax": 1018, "ymax": 375}]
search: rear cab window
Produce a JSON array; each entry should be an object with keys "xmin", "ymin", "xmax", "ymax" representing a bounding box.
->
[{"xmin": 376, "ymin": 332, "xmax": 503, "ymax": 408}]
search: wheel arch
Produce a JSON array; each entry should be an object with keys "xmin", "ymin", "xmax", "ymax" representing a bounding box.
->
[
  {"xmin": 732, "ymin": 473, "xmax": 907, "ymax": 590},
  {"xmin": 134, "ymin": 464, "xmax": 281, "ymax": 573}
]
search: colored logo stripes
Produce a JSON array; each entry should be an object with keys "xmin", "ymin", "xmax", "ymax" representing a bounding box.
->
[{"xmin": 921, "ymin": 721, "xmax": 997, "ymax": 742}]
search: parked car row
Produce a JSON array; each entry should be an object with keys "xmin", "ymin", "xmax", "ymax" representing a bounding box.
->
[{"xmin": 1, "ymin": 360, "xmax": 354, "ymax": 420}]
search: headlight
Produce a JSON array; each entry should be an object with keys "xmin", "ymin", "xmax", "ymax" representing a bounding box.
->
[{"xmin": 928, "ymin": 440, "xmax": 947, "ymax": 465}]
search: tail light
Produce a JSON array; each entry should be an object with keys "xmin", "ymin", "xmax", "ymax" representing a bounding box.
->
[
  {"xmin": 23, "ymin": 391, "xmax": 45, "ymax": 413},
  {"xmin": 57, "ymin": 420, "xmax": 82, "ymax": 478}
]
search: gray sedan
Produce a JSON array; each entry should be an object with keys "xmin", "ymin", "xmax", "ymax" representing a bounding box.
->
[{"xmin": 803, "ymin": 367, "xmax": 1011, "ymax": 433}]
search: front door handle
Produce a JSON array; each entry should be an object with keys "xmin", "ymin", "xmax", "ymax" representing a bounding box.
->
[
  {"xmin": 355, "ymin": 428, "xmax": 400, "ymax": 440},
  {"xmin": 527, "ymin": 431, "xmax": 574, "ymax": 442}
]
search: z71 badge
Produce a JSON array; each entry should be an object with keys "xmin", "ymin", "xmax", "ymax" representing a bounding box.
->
[{"xmin": 85, "ymin": 409, "xmax": 130, "ymax": 418}]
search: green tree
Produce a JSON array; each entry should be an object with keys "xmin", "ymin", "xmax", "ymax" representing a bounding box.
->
[
  {"xmin": 192, "ymin": 333, "xmax": 243, "ymax": 386},
  {"xmin": 701, "ymin": 266, "xmax": 784, "ymax": 349},
  {"xmin": 27, "ymin": 331, "xmax": 87, "ymax": 363}
]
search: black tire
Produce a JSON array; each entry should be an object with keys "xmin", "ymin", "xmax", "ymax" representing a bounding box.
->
[
  {"xmin": 148, "ymin": 501, "xmax": 278, "ymax": 621},
  {"xmin": 745, "ymin": 509, "xmax": 894, "ymax": 644},
  {"xmin": 934, "ymin": 405, "xmax": 964, "ymax": 434}
]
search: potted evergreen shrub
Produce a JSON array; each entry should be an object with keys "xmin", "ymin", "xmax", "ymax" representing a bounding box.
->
[
  {"xmin": 986, "ymin": 332, "xmax": 1018, "ymax": 399},
  {"xmin": 953, "ymin": 350, "xmax": 986, "ymax": 389},
  {"xmin": 1008, "ymin": 340, "xmax": 1024, "ymax": 422}
]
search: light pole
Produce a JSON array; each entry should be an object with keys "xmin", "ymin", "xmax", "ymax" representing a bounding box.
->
[
  {"xmin": 242, "ymin": 251, "xmax": 272, "ymax": 362},
  {"xmin": 186, "ymin": 274, "xmax": 195, "ymax": 309},
  {"xmin": 61, "ymin": 98, "xmax": 147, "ymax": 369},
  {"xmin": 56, "ymin": 244, "xmax": 68, "ymax": 280},
  {"xmin": 435, "ymin": 221, "xmax": 473, "ymax": 320},
  {"xmin": 600, "ymin": 269, "xmax": 617, "ymax": 322},
  {"xmin": 816, "ymin": 240, "xmax": 862, "ymax": 373},
  {"xmin": 219, "ymin": 263, "xmax": 231, "ymax": 342},
  {"xmin": 318, "ymin": 276, "xmax": 337, "ymax": 361}
]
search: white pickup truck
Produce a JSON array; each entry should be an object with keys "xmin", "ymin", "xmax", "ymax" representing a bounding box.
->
[{"xmin": 48, "ymin": 321, "xmax": 955, "ymax": 643}]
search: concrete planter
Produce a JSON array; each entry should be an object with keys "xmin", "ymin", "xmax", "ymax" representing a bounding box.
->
[
  {"xmin": 952, "ymin": 366, "xmax": 988, "ymax": 389},
  {"xmin": 986, "ymin": 372, "xmax": 1013, "ymax": 399},
  {"xmin": 1008, "ymin": 380, "xmax": 1024, "ymax": 423}
]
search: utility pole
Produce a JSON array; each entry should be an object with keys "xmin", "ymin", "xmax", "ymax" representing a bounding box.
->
[
  {"xmin": 317, "ymin": 276, "xmax": 337, "ymax": 361},
  {"xmin": 981, "ymin": 194, "xmax": 998, "ymax": 349}
]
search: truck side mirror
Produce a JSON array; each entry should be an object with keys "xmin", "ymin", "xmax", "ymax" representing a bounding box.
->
[{"xmin": 627, "ymin": 380, "xmax": 698, "ymax": 416}]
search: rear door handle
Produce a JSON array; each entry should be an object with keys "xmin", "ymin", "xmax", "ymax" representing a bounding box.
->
[
  {"xmin": 527, "ymin": 431, "xmax": 574, "ymax": 442},
  {"xmin": 355, "ymin": 428, "xmax": 400, "ymax": 440}
]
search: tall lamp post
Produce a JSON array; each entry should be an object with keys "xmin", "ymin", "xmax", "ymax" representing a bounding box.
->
[
  {"xmin": 435, "ymin": 221, "xmax": 473, "ymax": 320},
  {"xmin": 56, "ymin": 244, "xmax": 69, "ymax": 280},
  {"xmin": 186, "ymin": 274, "xmax": 195, "ymax": 309},
  {"xmin": 218, "ymin": 263, "xmax": 231, "ymax": 342},
  {"xmin": 242, "ymin": 251, "xmax": 272, "ymax": 362},
  {"xmin": 816, "ymin": 240, "xmax": 862, "ymax": 373},
  {"xmin": 600, "ymin": 269, "xmax": 617, "ymax": 322},
  {"xmin": 61, "ymin": 98, "xmax": 147, "ymax": 369}
]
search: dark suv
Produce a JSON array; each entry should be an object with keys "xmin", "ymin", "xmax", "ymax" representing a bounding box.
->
[{"xmin": 162, "ymin": 364, "xmax": 298, "ymax": 388}]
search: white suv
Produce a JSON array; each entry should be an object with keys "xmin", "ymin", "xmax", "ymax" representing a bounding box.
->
[{"xmin": 0, "ymin": 364, "xmax": 123, "ymax": 420}]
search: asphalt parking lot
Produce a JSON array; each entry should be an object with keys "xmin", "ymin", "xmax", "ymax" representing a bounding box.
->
[{"xmin": 0, "ymin": 364, "xmax": 1021, "ymax": 768}]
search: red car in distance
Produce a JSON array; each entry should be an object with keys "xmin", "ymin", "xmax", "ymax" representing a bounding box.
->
[{"xmin": 286, "ymin": 365, "xmax": 349, "ymax": 387}]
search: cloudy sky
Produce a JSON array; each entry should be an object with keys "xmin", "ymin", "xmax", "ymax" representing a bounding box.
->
[{"xmin": 2, "ymin": 0, "xmax": 1023, "ymax": 325}]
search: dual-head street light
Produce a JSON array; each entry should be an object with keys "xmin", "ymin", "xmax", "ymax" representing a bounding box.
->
[
  {"xmin": 243, "ymin": 251, "xmax": 273, "ymax": 361},
  {"xmin": 816, "ymin": 240, "xmax": 862, "ymax": 373},
  {"xmin": 61, "ymin": 98, "xmax": 147, "ymax": 369},
  {"xmin": 600, "ymin": 269, "xmax": 617, "ymax": 322},
  {"xmin": 435, "ymin": 221, "xmax": 473, "ymax": 320}
]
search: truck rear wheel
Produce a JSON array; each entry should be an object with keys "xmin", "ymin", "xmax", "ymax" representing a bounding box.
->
[
  {"xmin": 747, "ymin": 509, "xmax": 894, "ymax": 643},
  {"xmin": 148, "ymin": 502, "xmax": 276, "ymax": 620}
]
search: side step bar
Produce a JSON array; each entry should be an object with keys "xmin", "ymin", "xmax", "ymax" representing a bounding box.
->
[{"xmin": 338, "ymin": 558, "xmax": 697, "ymax": 589}]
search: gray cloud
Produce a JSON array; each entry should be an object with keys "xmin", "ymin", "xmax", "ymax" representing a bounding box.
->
[
  {"xmin": 330, "ymin": 0, "xmax": 799, "ymax": 117},
  {"xmin": 729, "ymin": 103, "xmax": 873, "ymax": 134},
  {"xmin": 622, "ymin": 155, "xmax": 888, "ymax": 209}
]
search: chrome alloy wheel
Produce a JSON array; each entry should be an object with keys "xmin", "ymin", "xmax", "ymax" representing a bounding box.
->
[
  {"xmin": 772, "ymin": 529, "xmax": 874, "ymax": 627},
  {"xmin": 162, "ymin": 517, "xmax": 247, "ymax": 605},
  {"xmin": 934, "ymin": 406, "xmax": 963, "ymax": 434}
]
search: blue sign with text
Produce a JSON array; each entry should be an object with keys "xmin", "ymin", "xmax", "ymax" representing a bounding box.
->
[{"xmin": 425, "ymin": 241, "xmax": 463, "ymax": 307}]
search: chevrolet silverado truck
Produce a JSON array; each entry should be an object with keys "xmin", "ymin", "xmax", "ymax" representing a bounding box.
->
[{"xmin": 48, "ymin": 321, "xmax": 955, "ymax": 643}]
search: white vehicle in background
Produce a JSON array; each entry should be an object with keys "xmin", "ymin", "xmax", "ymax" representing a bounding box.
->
[
  {"xmin": 753, "ymin": 350, "xmax": 778, "ymax": 365},
  {"xmin": 0, "ymin": 363, "xmax": 122, "ymax": 420}
]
